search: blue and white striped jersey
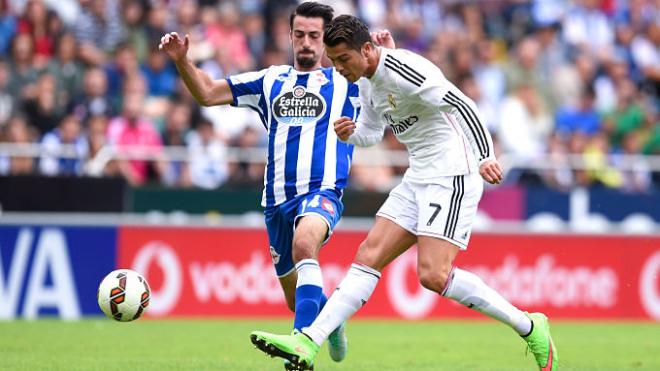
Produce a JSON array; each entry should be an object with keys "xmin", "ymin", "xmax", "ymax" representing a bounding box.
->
[{"xmin": 227, "ymin": 66, "xmax": 358, "ymax": 207}]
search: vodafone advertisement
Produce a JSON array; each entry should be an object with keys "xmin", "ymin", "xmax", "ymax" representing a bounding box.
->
[{"xmin": 118, "ymin": 227, "xmax": 660, "ymax": 320}]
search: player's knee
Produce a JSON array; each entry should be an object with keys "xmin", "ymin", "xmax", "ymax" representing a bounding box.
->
[
  {"xmin": 291, "ymin": 238, "xmax": 316, "ymax": 263},
  {"xmin": 418, "ymin": 266, "xmax": 452, "ymax": 293},
  {"xmin": 354, "ymin": 239, "xmax": 382, "ymax": 270}
]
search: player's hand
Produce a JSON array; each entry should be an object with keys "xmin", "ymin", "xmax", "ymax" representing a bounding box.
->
[
  {"xmin": 371, "ymin": 29, "xmax": 395, "ymax": 49},
  {"xmin": 479, "ymin": 159, "xmax": 503, "ymax": 185},
  {"xmin": 158, "ymin": 32, "xmax": 189, "ymax": 62},
  {"xmin": 334, "ymin": 117, "xmax": 356, "ymax": 142}
]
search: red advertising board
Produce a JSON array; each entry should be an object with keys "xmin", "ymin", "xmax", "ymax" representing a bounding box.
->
[{"xmin": 118, "ymin": 227, "xmax": 660, "ymax": 320}]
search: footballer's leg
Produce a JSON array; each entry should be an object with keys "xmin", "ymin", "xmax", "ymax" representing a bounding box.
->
[
  {"xmin": 417, "ymin": 236, "xmax": 533, "ymax": 337},
  {"xmin": 301, "ymin": 216, "xmax": 416, "ymax": 346},
  {"xmin": 416, "ymin": 236, "xmax": 560, "ymax": 370},
  {"xmin": 290, "ymin": 190, "xmax": 344, "ymax": 367},
  {"xmin": 291, "ymin": 214, "xmax": 328, "ymax": 331},
  {"xmin": 250, "ymin": 217, "xmax": 416, "ymax": 369}
]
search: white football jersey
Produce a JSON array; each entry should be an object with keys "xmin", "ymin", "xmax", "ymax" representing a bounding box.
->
[{"xmin": 348, "ymin": 48, "xmax": 495, "ymax": 183}]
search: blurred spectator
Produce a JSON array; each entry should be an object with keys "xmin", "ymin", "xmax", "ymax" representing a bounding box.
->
[
  {"xmin": 7, "ymin": 32, "xmax": 40, "ymax": 101},
  {"xmin": 227, "ymin": 125, "xmax": 264, "ymax": 188},
  {"xmin": 46, "ymin": 32, "xmax": 83, "ymax": 108},
  {"xmin": 186, "ymin": 117, "xmax": 229, "ymax": 189},
  {"xmin": 39, "ymin": 114, "xmax": 88, "ymax": 176},
  {"xmin": 174, "ymin": 0, "xmax": 212, "ymax": 63},
  {"xmin": 205, "ymin": 1, "xmax": 254, "ymax": 72},
  {"xmin": 140, "ymin": 45, "xmax": 177, "ymax": 97},
  {"xmin": 17, "ymin": 0, "xmax": 53, "ymax": 69},
  {"xmin": 349, "ymin": 144, "xmax": 396, "ymax": 192},
  {"xmin": 503, "ymin": 36, "xmax": 554, "ymax": 110},
  {"xmin": 541, "ymin": 133, "xmax": 574, "ymax": 191},
  {"xmin": 563, "ymin": 0, "xmax": 615, "ymax": 60},
  {"xmin": 107, "ymin": 92, "xmax": 167, "ymax": 185},
  {"xmin": 0, "ymin": 0, "xmax": 17, "ymax": 55},
  {"xmin": 0, "ymin": 58, "xmax": 14, "ymax": 127},
  {"xmin": 473, "ymin": 39, "xmax": 506, "ymax": 132},
  {"xmin": 583, "ymin": 132, "xmax": 624, "ymax": 188},
  {"xmin": 121, "ymin": 0, "xmax": 149, "ymax": 62},
  {"xmin": 161, "ymin": 99, "xmax": 192, "ymax": 186},
  {"xmin": 615, "ymin": 131, "xmax": 652, "ymax": 192},
  {"xmin": 74, "ymin": 0, "xmax": 124, "ymax": 65},
  {"xmin": 555, "ymin": 85, "xmax": 601, "ymax": 138},
  {"xmin": 631, "ymin": 23, "xmax": 660, "ymax": 98},
  {"xmin": 499, "ymin": 84, "xmax": 553, "ymax": 162},
  {"xmin": 0, "ymin": 115, "xmax": 35, "ymax": 175},
  {"xmin": 83, "ymin": 113, "xmax": 121, "ymax": 177},
  {"xmin": 459, "ymin": 74, "xmax": 499, "ymax": 134},
  {"xmin": 22, "ymin": 73, "xmax": 64, "ymax": 135},
  {"xmin": 603, "ymin": 79, "xmax": 645, "ymax": 149},
  {"xmin": 594, "ymin": 55, "xmax": 629, "ymax": 112},
  {"xmin": 73, "ymin": 67, "xmax": 112, "ymax": 123},
  {"xmin": 105, "ymin": 43, "xmax": 141, "ymax": 101},
  {"xmin": 241, "ymin": 10, "xmax": 266, "ymax": 65}
]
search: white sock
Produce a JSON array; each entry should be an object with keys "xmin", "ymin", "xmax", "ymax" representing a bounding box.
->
[
  {"xmin": 303, "ymin": 263, "xmax": 381, "ymax": 345},
  {"xmin": 443, "ymin": 267, "xmax": 532, "ymax": 336},
  {"xmin": 295, "ymin": 259, "xmax": 324, "ymax": 288}
]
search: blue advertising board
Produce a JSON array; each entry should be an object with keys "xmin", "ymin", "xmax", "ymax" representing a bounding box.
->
[
  {"xmin": 525, "ymin": 187, "xmax": 660, "ymax": 223},
  {"xmin": 0, "ymin": 225, "xmax": 116, "ymax": 319}
]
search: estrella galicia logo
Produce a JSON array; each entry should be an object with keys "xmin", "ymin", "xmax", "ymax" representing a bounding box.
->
[{"xmin": 272, "ymin": 86, "xmax": 326, "ymax": 126}]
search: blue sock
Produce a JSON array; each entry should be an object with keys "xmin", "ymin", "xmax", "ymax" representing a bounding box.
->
[
  {"xmin": 293, "ymin": 259, "xmax": 324, "ymax": 331},
  {"xmin": 319, "ymin": 293, "xmax": 328, "ymax": 310}
]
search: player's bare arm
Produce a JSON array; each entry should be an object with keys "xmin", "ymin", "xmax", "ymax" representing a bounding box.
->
[
  {"xmin": 370, "ymin": 29, "xmax": 395, "ymax": 49},
  {"xmin": 159, "ymin": 32, "xmax": 233, "ymax": 106},
  {"xmin": 479, "ymin": 158, "xmax": 503, "ymax": 185}
]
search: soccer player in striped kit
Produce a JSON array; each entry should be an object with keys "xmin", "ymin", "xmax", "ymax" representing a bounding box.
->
[
  {"xmin": 159, "ymin": 3, "xmax": 394, "ymax": 370},
  {"xmin": 250, "ymin": 15, "xmax": 559, "ymax": 371}
]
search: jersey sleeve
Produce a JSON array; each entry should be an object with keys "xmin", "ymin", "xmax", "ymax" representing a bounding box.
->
[
  {"xmin": 346, "ymin": 88, "xmax": 386, "ymax": 147},
  {"xmin": 389, "ymin": 49, "xmax": 495, "ymax": 165},
  {"xmin": 436, "ymin": 87, "xmax": 495, "ymax": 165},
  {"xmin": 225, "ymin": 68, "xmax": 269, "ymax": 108}
]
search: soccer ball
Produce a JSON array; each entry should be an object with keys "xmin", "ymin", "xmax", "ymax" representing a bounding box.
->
[{"xmin": 97, "ymin": 269, "xmax": 151, "ymax": 322}]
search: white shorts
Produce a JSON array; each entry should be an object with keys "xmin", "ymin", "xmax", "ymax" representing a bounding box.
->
[{"xmin": 376, "ymin": 173, "xmax": 483, "ymax": 250}]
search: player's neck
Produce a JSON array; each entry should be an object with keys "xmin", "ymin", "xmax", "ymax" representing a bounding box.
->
[
  {"xmin": 294, "ymin": 63, "xmax": 322, "ymax": 72},
  {"xmin": 364, "ymin": 47, "xmax": 381, "ymax": 79}
]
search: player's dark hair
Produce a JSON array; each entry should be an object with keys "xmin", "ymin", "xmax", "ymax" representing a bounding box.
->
[
  {"xmin": 289, "ymin": 2, "xmax": 334, "ymax": 29},
  {"xmin": 323, "ymin": 15, "xmax": 372, "ymax": 51}
]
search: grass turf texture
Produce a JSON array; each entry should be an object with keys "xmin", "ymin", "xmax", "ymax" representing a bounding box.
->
[{"xmin": 1, "ymin": 319, "xmax": 658, "ymax": 370}]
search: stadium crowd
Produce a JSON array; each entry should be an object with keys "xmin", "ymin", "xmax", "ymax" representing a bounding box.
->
[{"xmin": 0, "ymin": 0, "xmax": 658, "ymax": 192}]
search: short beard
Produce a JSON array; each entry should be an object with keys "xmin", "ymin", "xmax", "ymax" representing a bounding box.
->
[{"xmin": 296, "ymin": 54, "xmax": 317, "ymax": 69}]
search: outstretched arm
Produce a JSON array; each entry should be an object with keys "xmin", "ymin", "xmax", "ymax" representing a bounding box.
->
[
  {"xmin": 159, "ymin": 32, "xmax": 233, "ymax": 106},
  {"xmin": 371, "ymin": 29, "xmax": 395, "ymax": 49}
]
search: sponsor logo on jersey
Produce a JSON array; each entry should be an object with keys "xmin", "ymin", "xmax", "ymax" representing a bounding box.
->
[
  {"xmin": 385, "ymin": 113, "xmax": 419, "ymax": 135},
  {"xmin": 272, "ymin": 85, "xmax": 326, "ymax": 126}
]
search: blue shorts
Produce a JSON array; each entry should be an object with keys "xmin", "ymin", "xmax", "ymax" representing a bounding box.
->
[{"xmin": 264, "ymin": 189, "xmax": 344, "ymax": 277}]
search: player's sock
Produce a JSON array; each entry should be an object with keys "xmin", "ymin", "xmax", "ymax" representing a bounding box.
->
[
  {"xmin": 319, "ymin": 292, "xmax": 328, "ymax": 310},
  {"xmin": 303, "ymin": 263, "xmax": 380, "ymax": 345},
  {"xmin": 293, "ymin": 259, "xmax": 324, "ymax": 331},
  {"xmin": 442, "ymin": 267, "xmax": 532, "ymax": 336}
]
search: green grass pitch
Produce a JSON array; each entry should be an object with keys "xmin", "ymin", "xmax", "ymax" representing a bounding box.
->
[{"xmin": 1, "ymin": 319, "xmax": 659, "ymax": 370}]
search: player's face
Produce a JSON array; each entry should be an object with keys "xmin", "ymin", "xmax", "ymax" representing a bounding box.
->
[
  {"xmin": 290, "ymin": 16, "xmax": 324, "ymax": 70},
  {"xmin": 325, "ymin": 42, "xmax": 368, "ymax": 83}
]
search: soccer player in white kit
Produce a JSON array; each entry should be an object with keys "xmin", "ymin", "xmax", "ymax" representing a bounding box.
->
[{"xmin": 250, "ymin": 15, "xmax": 558, "ymax": 371}]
